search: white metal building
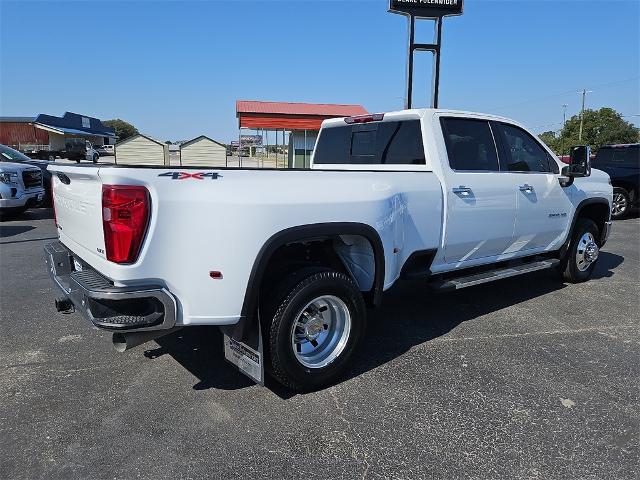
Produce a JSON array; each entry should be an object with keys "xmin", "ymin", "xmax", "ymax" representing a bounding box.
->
[
  {"xmin": 115, "ymin": 134, "xmax": 170, "ymax": 166},
  {"xmin": 179, "ymin": 135, "xmax": 227, "ymax": 167},
  {"xmin": 288, "ymin": 131, "xmax": 318, "ymax": 168}
]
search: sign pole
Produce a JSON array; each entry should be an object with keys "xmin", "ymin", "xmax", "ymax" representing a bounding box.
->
[
  {"xmin": 432, "ymin": 17, "xmax": 443, "ymax": 108},
  {"xmin": 405, "ymin": 16, "xmax": 443, "ymax": 110},
  {"xmin": 405, "ymin": 14, "xmax": 415, "ymax": 109},
  {"xmin": 389, "ymin": 0, "xmax": 463, "ymax": 110}
]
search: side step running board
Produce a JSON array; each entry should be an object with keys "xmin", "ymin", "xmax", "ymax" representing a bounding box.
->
[{"xmin": 431, "ymin": 259, "xmax": 560, "ymax": 291}]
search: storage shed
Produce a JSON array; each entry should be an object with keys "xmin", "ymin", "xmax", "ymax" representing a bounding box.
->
[
  {"xmin": 179, "ymin": 135, "xmax": 227, "ymax": 167},
  {"xmin": 115, "ymin": 134, "xmax": 169, "ymax": 166}
]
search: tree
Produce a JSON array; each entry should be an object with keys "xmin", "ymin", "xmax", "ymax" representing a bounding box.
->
[
  {"xmin": 538, "ymin": 131, "xmax": 558, "ymax": 151},
  {"xmin": 547, "ymin": 108, "xmax": 638, "ymax": 155},
  {"xmin": 103, "ymin": 119, "xmax": 139, "ymax": 142}
]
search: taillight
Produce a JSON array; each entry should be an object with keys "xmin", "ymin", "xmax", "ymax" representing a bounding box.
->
[
  {"xmin": 344, "ymin": 113, "xmax": 384, "ymax": 124},
  {"xmin": 102, "ymin": 185, "xmax": 150, "ymax": 264}
]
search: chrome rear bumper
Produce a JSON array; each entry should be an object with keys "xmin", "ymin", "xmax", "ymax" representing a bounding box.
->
[{"xmin": 44, "ymin": 241, "xmax": 177, "ymax": 332}]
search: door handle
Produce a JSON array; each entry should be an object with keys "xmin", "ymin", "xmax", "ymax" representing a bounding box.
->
[
  {"xmin": 452, "ymin": 186, "xmax": 472, "ymax": 196},
  {"xmin": 519, "ymin": 184, "xmax": 533, "ymax": 193}
]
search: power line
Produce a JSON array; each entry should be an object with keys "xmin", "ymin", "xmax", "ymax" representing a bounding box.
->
[
  {"xmin": 490, "ymin": 76, "xmax": 640, "ymax": 111},
  {"xmin": 532, "ymin": 121, "xmax": 564, "ymax": 130},
  {"xmin": 533, "ymin": 113, "xmax": 640, "ymax": 132}
]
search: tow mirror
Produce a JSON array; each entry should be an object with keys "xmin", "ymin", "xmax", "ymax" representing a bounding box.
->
[
  {"xmin": 560, "ymin": 145, "xmax": 591, "ymax": 186},
  {"xmin": 568, "ymin": 145, "xmax": 591, "ymax": 177}
]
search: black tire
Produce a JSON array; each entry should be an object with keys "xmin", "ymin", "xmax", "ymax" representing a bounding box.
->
[
  {"xmin": 92, "ymin": 154, "xmax": 99, "ymax": 163},
  {"xmin": 611, "ymin": 188, "xmax": 630, "ymax": 220},
  {"xmin": 264, "ymin": 269, "xmax": 366, "ymax": 392},
  {"xmin": 559, "ymin": 218, "xmax": 600, "ymax": 283}
]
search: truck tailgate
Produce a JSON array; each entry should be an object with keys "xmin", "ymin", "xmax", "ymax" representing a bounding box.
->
[{"xmin": 49, "ymin": 165, "xmax": 106, "ymax": 263}]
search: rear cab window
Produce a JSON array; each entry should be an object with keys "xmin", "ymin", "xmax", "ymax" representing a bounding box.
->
[{"xmin": 313, "ymin": 119, "xmax": 425, "ymax": 166}]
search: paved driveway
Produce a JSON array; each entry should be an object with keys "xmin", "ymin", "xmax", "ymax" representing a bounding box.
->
[{"xmin": 1, "ymin": 209, "xmax": 638, "ymax": 479}]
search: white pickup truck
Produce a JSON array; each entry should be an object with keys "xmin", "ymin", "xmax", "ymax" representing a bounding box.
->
[{"xmin": 46, "ymin": 109, "xmax": 613, "ymax": 391}]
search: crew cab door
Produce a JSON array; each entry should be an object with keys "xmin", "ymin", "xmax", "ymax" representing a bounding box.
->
[
  {"xmin": 440, "ymin": 117, "xmax": 517, "ymax": 263},
  {"xmin": 491, "ymin": 121, "xmax": 573, "ymax": 252}
]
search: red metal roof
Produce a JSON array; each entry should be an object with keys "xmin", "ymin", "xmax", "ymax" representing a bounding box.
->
[{"xmin": 236, "ymin": 100, "xmax": 368, "ymax": 117}]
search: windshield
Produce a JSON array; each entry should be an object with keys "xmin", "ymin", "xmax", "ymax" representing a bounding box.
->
[{"xmin": 0, "ymin": 144, "xmax": 31, "ymax": 162}]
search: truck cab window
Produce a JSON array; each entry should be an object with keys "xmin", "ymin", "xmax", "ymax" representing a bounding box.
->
[
  {"xmin": 313, "ymin": 120, "xmax": 425, "ymax": 165},
  {"xmin": 494, "ymin": 123, "xmax": 557, "ymax": 173},
  {"xmin": 596, "ymin": 146, "xmax": 639, "ymax": 166},
  {"xmin": 378, "ymin": 120, "xmax": 425, "ymax": 165},
  {"xmin": 440, "ymin": 118, "xmax": 499, "ymax": 171}
]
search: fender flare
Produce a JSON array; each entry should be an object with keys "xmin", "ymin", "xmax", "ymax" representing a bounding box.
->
[
  {"xmin": 560, "ymin": 197, "xmax": 611, "ymax": 255},
  {"xmin": 240, "ymin": 222, "xmax": 385, "ymax": 321}
]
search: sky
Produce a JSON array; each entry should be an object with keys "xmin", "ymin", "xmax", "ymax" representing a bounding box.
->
[{"xmin": 1, "ymin": 0, "xmax": 638, "ymax": 143}]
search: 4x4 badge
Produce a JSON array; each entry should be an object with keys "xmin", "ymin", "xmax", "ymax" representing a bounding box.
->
[{"xmin": 158, "ymin": 172, "xmax": 222, "ymax": 180}]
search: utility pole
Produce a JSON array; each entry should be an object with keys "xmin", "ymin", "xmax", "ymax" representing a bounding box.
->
[
  {"xmin": 578, "ymin": 89, "xmax": 592, "ymax": 142},
  {"xmin": 561, "ymin": 104, "xmax": 568, "ymax": 155}
]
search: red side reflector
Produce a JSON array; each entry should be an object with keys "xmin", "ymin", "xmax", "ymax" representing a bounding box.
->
[
  {"xmin": 344, "ymin": 113, "xmax": 385, "ymax": 124},
  {"xmin": 102, "ymin": 185, "xmax": 150, "ymax": 264},
  {"xmin": 209, "ymin": 271, "xmax": 223, "ymax": 279}
]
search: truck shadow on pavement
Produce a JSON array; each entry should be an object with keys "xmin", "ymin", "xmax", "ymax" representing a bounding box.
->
[
  {"xmin": 145, "ymin": 251, "xmax": 623, "ymax": 398},
  {"xmin": 0, "ymin": 206, "xmax": 53, "ymax": 223},
  {"xmin": 145, "ymin": 329, "xmax": 256, "ymax": 391},
  {"xmin": 0, "ymin": 225, "xmax": 36, "ymax": 238}
]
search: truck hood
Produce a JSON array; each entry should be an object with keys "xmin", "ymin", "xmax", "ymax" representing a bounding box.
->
[{"xmin": 0, "ymin": 161, "xmax": 40, "ymax": 173}]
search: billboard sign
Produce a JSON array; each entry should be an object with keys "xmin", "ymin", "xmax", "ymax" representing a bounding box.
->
[
  {"xmin": 389, "ymin": 0, "xmax": 463, "ymax": 18},
  {"xmin": 239, "ymin": 135, "xmax": 262, "ymax": 146}
]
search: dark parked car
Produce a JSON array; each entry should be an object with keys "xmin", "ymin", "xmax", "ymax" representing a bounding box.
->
[
  {"xmin": 0, "ymin": 144, "xmax": 53, "ymax": 205},
  {"xmin": 593, "ymin": 143, "xmax": 640, "ymax": 219}
]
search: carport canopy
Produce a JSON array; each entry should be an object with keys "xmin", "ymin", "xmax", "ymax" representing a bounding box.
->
[{"xmin": 236, "ymin": 100, "xmax": 368, "ymax": 130}]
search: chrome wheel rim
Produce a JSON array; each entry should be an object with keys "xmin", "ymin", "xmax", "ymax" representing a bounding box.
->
[
  {"xmin": 612, "ymin": 193, "xmax": 628, "ymax": 217},
  {"xmin": 576, "ymin": 232, "xmax": 599, "ymax": 272},
  {"xmin": 291, "ymin": 295, "xmax": 351, "ymax": 369}
]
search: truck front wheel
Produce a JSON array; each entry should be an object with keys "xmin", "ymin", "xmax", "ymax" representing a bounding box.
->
[
  {"xmin": 559, "ymin": 218, "xmax": 600, "ymax": 283},
  {"xmin": 265, "ymin": 269, "xmax": 366, "ymax": 391}
]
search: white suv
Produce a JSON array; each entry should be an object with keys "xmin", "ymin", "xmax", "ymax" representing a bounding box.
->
[{"xmin": 96, "ymin": 144, "xmax": 115, "ymax": 156}]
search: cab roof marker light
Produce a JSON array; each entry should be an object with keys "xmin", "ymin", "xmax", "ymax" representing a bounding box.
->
[{"xmin": 344, "ymin": 113, "xmax": 385, "ymax": 124}]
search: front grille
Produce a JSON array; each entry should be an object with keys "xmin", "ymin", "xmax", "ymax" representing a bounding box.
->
[{"xmin": 22, "ymin": 170, "xmax": 42, "ymax": 189}]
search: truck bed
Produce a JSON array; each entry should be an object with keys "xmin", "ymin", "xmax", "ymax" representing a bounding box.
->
[{"xmin": 49, "ymin": 163, "xmax": 443, "ymax": 326}]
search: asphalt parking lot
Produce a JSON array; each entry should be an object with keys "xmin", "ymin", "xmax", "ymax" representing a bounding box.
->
[{"xmin": 1, "ymin": 209, "xmax": 638, "ymax": 479}]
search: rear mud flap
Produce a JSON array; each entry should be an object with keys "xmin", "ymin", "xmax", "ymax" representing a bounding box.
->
[{"xmin": 220, "ymin": 313, "xmax": 264, "ymax": 386}]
